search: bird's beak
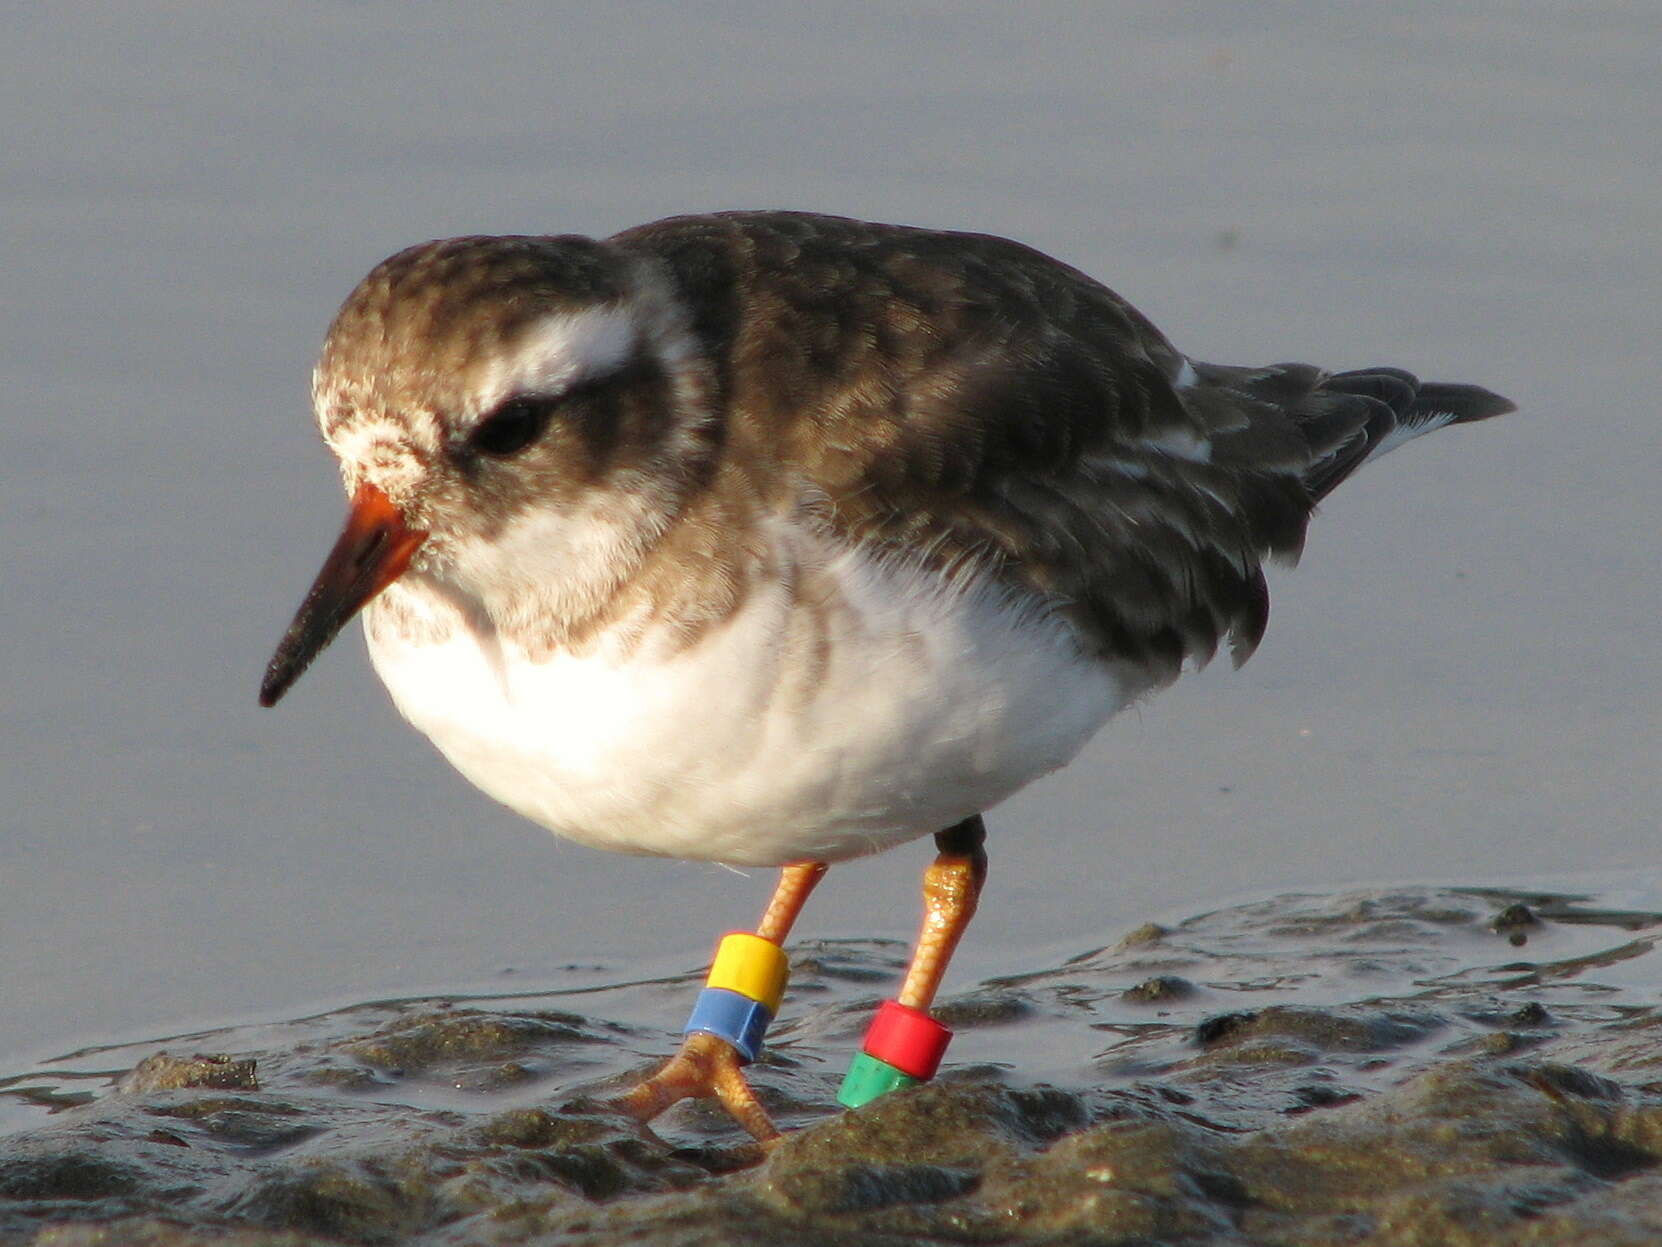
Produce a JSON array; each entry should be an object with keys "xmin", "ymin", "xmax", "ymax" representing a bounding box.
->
[{"xmin": 259, "ymin": 481, "xmax": 428, "ymax": 708}]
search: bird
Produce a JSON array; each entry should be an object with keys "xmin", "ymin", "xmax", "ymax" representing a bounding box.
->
[{"xmin": 259, "ymin": 210, "xmax": 1512, "ymax": 1141}]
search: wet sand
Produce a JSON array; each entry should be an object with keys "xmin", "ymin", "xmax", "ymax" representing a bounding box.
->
[{"xmin": 5, "ymin": 884, "xmax": 1660, "ymax": 1245}]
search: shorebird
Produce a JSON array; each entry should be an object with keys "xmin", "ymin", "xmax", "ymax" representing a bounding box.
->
[{"xmin": 260, "ymin": 211, "xmax": 1511, "ymax": 1140}]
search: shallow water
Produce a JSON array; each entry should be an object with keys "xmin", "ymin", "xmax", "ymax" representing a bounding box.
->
[{"xmin": 5, "ymin": 883, "xmax": 1662, "ymax": 1244}]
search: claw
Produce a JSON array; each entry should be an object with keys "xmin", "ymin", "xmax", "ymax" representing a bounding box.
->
[
  {"xmin": 610, "ymin": 862, "xmax": 830, "ymax": 1143},
  {"xmin": 612, "ymin": 1030, "xmax": 780, "ymax": 1144}
]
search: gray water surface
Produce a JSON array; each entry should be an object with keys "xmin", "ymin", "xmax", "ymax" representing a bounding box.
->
[{"xmin": 3, "ymin": 5, "xmax": 1658, "ymax": 1075}]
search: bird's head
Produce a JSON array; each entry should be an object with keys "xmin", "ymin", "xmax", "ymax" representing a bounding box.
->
[{"xmin": 259, "ymin": 234, "xmax": 716, "ymax": 707}]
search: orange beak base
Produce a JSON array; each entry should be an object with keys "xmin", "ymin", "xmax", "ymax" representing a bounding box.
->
[{"xmin": 258, "ymin": 482, "xmax": 428, "ymax": 708}]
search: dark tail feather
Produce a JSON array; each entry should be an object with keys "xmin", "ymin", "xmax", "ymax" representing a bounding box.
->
[
  {"xmin": 1303, "ymin": 367, "xmax": 1515, "ymax": 500},
  {"xmin": 1407, "ymin": 380, "xmax": 1517, "ymax": 426}
]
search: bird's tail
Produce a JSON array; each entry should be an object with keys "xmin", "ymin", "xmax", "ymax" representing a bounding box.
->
[
  {"xmin": 1192, "ymin": 361, "xmax": 1515, "ymax": 502},
  {"xmin": 1305, "ymin": 367, "xmax": 1515, "ymax": 499}
]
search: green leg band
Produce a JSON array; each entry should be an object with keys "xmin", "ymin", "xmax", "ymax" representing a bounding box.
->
[{"xmin": 837, "ymin": 1049, "xmax": 921, "ymax": 1108}]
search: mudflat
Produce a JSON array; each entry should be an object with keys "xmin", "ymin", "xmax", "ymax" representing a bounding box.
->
[{"xmin": 5, "ymin": 884, "xmax": 1660, "ymax": 1245}]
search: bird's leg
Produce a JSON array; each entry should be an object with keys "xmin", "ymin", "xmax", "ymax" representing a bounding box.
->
[
  {"xmin": 838, "ymin": 815, "xmax": 987, "ymax": 1107},
  {"xmin": 756, "ymin": 860, "xmax": 829, "ymax": 944},
  {"xmin": 614, "ymin": 860, "xmax": 827, "ymax": 1142},
  {"xmin": 899, "ymin": 816, "xmax": 988, "ymax": 1011}
]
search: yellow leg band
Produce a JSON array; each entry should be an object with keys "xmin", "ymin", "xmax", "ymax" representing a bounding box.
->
[{"xmin": 706, "ymin": 931, "xmax": 789, "ymax": 1014}]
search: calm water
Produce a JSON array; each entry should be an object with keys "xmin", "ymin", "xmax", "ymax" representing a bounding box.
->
[{"xmin": 3, "ymin": 4, "xmax": 1658, "ymax": 1073}]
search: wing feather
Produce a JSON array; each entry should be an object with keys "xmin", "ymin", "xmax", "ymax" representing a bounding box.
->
[{"xmin": 617, "ymin": 211, "xmax": 1509, "ymax": 678}]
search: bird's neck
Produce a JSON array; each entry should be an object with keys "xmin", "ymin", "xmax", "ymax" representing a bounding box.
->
[{"xmin": 390, "ymin": 464, "xmax": 784, "ymax": 661}]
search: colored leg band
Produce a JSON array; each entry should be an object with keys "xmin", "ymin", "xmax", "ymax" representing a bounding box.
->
[
  {"xmin": 705, "ymin": 931, "xmax": 790, "ymax": 1015},
  {"xmin": 861, "ymin": 1000, "xmax": 953, "ymax": 1079},
  {"xmin": 838, "ymin": 1051, "xmax": 921, "ymax": 1108},
  {"xmin": 837, "ymin": 1001, "xmax": 954, "ymax": 1108},
  {"xmin": 683, "ymin": 987, "xmax": 773, "ymax": 1064}
]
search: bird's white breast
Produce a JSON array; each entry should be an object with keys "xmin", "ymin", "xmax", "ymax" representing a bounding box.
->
[{"xmin": 363, "ymin": 527, "xmax": 1144, "ymax": 865}]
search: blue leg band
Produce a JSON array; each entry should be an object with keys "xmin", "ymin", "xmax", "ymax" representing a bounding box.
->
[{"xmin": 683, "ymin": 987, "xmax": 773, "ymax": 1063}]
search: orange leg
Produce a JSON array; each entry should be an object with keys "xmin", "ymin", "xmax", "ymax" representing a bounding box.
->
[
  {"xmin": 614, "ymin": 861, "xmax": 827, "ymax": 1142},
  {"xmin": 837, "ymin": 817, "xmax": 988, "ymax": 1109},
  {"xmin": 898, "ymin": 816, "xmax": 988, "ymax": 1011},
  {"xmin": 757, "ymin": 861, "xmax": 829, "ymax": 944}
]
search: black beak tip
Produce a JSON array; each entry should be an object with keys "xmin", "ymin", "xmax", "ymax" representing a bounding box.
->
[
  {"xmin": 258, "ymin": 669, "xmax": 286, "ymax": 709},
  {"xmin": 258, "ymin": 648, "xmax": 304, "ymax": 708},
  {"xmin": 255, "ymin": 482, "xmax": 424, "ymax": 714}
]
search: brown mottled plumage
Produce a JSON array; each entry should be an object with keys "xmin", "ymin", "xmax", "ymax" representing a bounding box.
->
[
  {"xmin": 261, "ymin": 210, "xmax": 1512, "ymax": 1142},
  {"xmin": 299, "ymin": 211, "xmax": 1508, "ymax": 684}
]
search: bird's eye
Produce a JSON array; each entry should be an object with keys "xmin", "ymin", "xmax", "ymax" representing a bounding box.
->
[{"xmin": 468, "ymin": 398, "xmax": 554, "ymax": 457}]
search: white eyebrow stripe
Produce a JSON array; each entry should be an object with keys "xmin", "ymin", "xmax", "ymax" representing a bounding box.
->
[{"xmin": 478, "ymin": 305, "xmax": 638, "ymax": 414}]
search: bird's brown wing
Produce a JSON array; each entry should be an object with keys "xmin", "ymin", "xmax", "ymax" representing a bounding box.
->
[{"xmin": 616, "ymin": 211, "xmax": 1503, "ymax": 676}]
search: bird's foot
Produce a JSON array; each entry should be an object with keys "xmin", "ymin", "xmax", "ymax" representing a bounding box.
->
[{"xmin": 612, "ymin": 1030, "xmax": 780, "ymax": 1145}]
